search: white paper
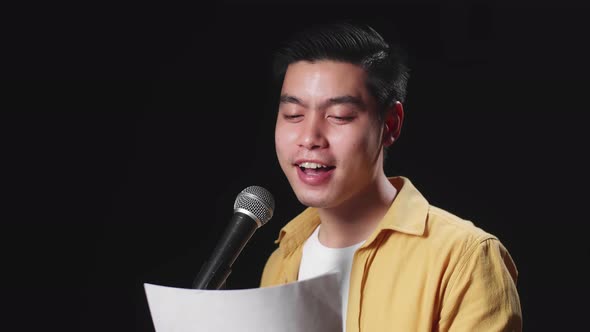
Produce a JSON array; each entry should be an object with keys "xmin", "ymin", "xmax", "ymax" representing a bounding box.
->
[{"xmin": 144, "ymin": 272, "xmax": 342, "ymax": 332}]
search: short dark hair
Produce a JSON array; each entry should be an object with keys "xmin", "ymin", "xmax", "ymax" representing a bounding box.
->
[{"xmin": 273, "ymin": 22, "xmax": 410, "ymax": 120}]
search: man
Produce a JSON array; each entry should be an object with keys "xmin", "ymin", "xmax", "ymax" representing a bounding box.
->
[{"xmin": 260, "ymin": 23, "xmax": 522, "ymax": 331}]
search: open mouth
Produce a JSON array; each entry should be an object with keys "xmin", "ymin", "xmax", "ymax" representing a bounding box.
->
[{"xmin": 297, "ymin": 162, "xmax": 336, "ymax": 175}]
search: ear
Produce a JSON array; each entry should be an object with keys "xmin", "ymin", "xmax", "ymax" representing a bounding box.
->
[{"xmin": 382, "ymin": 101, "xmax": 404, "ymax": 147}]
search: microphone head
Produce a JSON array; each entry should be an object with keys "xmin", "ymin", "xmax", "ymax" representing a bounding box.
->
[{"xmin": 233, "ymin": 186, "xmax": 275, "ymax": 227}]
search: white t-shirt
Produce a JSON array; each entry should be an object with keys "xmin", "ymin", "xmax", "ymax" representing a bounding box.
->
[{"xmin": 298, "ymin": 225, "xmax": 365, "ymax": 331}]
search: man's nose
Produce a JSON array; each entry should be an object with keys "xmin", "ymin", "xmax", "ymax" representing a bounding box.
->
[{"xmin": 298, "ymin": 115, "xmax": 328, "ymax": 150}]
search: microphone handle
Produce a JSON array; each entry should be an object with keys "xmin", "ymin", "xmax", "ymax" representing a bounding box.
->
[{"xmin": 192, "ymin": 212, "xmax": 258, "ymax": 290}]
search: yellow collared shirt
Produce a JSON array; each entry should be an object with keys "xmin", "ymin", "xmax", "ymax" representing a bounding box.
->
[{"xmin": 260, "ymin": 177, "xmax": 522, "ymax": 331}]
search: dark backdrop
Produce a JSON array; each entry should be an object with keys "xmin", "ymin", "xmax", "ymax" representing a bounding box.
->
[{"xmin": 4, "ymin": 1, "xmax": 588, "ymax": 331}]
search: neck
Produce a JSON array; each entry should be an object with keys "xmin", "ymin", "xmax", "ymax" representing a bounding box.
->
[{"xmin": 317, "ymin": 175, "xmax": 397, "ymax": 248}]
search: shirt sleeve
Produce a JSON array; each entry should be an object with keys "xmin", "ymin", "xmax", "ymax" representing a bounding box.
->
[{"xmin": 439, "ymin": 238, "xmax": 522, "ymax": 331}]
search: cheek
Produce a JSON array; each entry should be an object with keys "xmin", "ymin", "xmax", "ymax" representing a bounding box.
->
[
  {"xmin": 275, "ymin": 123, "xmax": 299, "ymax": 148},
  {"xmin": 329, "ymin": 128, "xmax": 380, "ymax": 167},
  {"xmin": 274, "ymin": 126, "xmax": 285, "ymax": 150},
  {"xmin": 331, "ymin": 129, "xmax": 373, "ymax": 153},
  {"xmin": 275, "ymin": 126, "xmax": 292, "ymax": 162}
]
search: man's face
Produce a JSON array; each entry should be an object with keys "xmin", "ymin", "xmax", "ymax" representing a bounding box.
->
[{"xmin": 275, "ymin": 60, "xmax": 386, "ymax": 209}]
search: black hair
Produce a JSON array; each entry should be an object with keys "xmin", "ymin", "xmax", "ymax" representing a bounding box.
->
[{"xmin": 273, "ymin": 22, "xmax": 410, "ymax": 121}]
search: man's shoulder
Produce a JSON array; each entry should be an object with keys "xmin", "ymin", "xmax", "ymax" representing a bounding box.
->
[
  {"xmin": 388, "ymin": 204, "xmax": 516, "ymax": 283},
  {"xmin": 424, "ymin": 205, "xmax": 498, "ymax": 248}
]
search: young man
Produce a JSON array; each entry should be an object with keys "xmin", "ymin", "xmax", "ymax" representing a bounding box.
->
[{"xmin": 260, "ymin": 23, "xmax": 522, "ymax": 331}]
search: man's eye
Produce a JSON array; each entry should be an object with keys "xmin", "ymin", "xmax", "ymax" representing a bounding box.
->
[
  {"xmin": 284, "ymin": 115, "xmax": 302, "ymax": 119},
  {"xmin": 330, "ymin": 116, "xmax": 355, "ymax": 122}
]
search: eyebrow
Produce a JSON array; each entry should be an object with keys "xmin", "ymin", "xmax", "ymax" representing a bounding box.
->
[
  {"xmin": 279, "ymin": 94, "xmax": 306, "ymax": 107},
  {"xmin": 323, "ymin": 95, "xmax": 366, "ymax": 109},
  {"xmin": 279, "ymin": 94, "xmax": 366, "ymax": 110}
]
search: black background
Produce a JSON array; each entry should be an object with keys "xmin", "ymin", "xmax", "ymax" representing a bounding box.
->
[{"xmin": 4, "ymin": 1, "xmax": 589, "ymax": 331}]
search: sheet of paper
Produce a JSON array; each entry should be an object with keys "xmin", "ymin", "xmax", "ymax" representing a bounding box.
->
[{"xmin": 144, "ymin": 272, "xmax": 342, "ymax": 332}]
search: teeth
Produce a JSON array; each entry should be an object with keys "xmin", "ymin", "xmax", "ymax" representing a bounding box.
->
[{"xmin": 299, "ymin": 162, "xmax": 328, "ymax": 169}]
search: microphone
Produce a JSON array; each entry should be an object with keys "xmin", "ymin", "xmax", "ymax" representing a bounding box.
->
[{"xmin": 192, "ymin": 185, "xmax": 275, "ymax": 290}]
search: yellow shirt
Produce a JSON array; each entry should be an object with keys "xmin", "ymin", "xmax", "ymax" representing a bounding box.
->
[{"xmin": 260, "ymin": 177, "xmax": 522, "ymax": 331}]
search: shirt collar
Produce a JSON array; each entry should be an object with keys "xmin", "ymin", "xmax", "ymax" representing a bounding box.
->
[{"xmin": 275, "ymin": 176, "xmax": 429, "ymax": 257}]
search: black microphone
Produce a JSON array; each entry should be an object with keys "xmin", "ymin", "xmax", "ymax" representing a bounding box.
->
[{"xmin": 192, "ymin": 186, "xmax": 275, "ymax": 290}]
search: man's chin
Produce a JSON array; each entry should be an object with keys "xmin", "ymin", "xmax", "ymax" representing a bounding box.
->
[{"xmin": 294, "ymin": 192, "xmax": 331, "ymax": 209}]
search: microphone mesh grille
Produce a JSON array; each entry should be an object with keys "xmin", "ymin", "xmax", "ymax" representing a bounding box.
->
[{"xmin": 233, "ymin": 186, "xmax": 275, "ymax": 225}]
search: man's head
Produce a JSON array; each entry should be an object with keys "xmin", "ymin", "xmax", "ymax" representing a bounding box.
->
[
  {"xmin": 273, "ymin": 23, "xmax": 409, "ymax": 122},
  {"xmin": 273, "ymin": 23, "xmax": 409, "ymax": 209}
]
